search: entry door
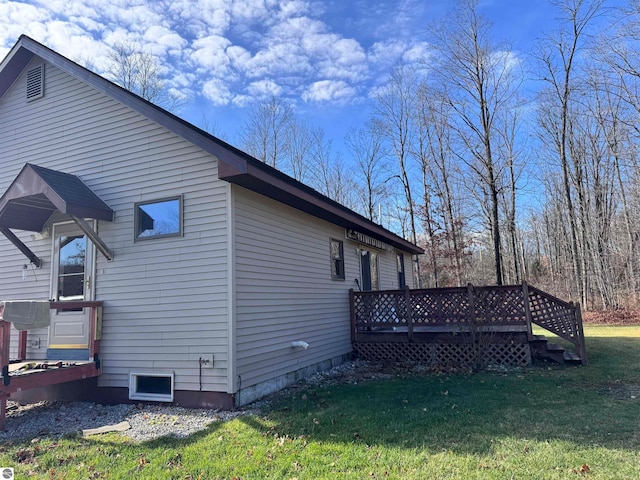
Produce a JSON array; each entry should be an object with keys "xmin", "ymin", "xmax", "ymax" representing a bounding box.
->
[
  {"xmin": 49, "ymin": 222, "xmax": 95, "ymax": 349},
  {"xmin": 360, "ymin": 249, "xmax": 379, "ymax": 291}
]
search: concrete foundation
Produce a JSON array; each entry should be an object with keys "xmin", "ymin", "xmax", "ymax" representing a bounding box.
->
[{"xmin": 235, "ymin": 352, "xmax": 351, "ymax": 407}]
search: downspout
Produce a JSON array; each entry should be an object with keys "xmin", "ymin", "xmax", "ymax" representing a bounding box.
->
[{"xmin": 226, "ymin": 183, "xmax": 238, "ymax": 404}]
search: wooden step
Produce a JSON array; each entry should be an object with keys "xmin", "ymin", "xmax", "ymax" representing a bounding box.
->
[
  {"xmin": 529, "ymin": 335, "xmax": 582, "ymax": 365},
  {"xmin": 546, "ymin": 343, "xmax": 564, "ymax": 352},
  {"xmin": 563, "ymin": 351, "xmax": 582, "ymax": 363}
]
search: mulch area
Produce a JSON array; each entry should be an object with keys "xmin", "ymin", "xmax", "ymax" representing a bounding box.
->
[{"xmin": 582, "ymin": 310, "xmax": 640, "ymax": 325}]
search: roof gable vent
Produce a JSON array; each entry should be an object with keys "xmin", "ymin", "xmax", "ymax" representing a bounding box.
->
[{"xmin": 26, "ymin": 64, "xmax": 44, "ymax": 101}]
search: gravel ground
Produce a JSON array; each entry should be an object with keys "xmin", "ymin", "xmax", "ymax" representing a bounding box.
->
[
  {"xmin": 0, "ymin": 360, "xmax": 412, "ymax": 444},
  {"xmin": 0, "ymin": 401, "xmax": 252, "ymax": 443}
]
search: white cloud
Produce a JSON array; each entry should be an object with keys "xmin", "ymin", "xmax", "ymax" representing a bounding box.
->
[
  {"xmin": 202, "ymin": 77, "xmax": 233, "ymax": 106},
  {"xmin": 368, "ymin": 39, "xmax": 410, "ymax": 67},
  {"xmin": 191, "ymin": 35, "xmax": 232, "ymax": 71},
  {"xmin": 111, "ymin": 4, "xmax": 164, "ymax": 33},
  {"xmin": 276, "ymin": 0, "xmax": 311, "ymax": 19},
  {"xmin": 315, "ymin": 37, "xmax": 367, "ymax": 81},
  {"xmin": 165, "ymin": 0, "xmax": 231, "ymax": 36},
  {"xmin": 247, "ymin": 79, "xmax": 282, "ymax": 98},
  {"xmin": 226, "ymin": 45, "xmax": 252, "ymax": 70},
  {"xmin": 0, "ymin": 1, "xmax": 51, "ymax": 46},
  {"xmin": 0, "ymin": 0, "xmax": 434, "ymax": 110},
  {"xmin": 231, "ymin": 94, "xmax": 253, "ymax": 107},
  {"xmin": 143, "ymin": 26, "xmax": 187, "ymax": 57},
  {"xmin": 402, "ymin": 42, "xmax": 431, "ymax": 63},
  {"xmin": 242, "ymin": 42, "xmax": 310, "ymax": 79},
  {"xmin": 302, "ymin": 80, "xmax": 356, "ymax": 103}
]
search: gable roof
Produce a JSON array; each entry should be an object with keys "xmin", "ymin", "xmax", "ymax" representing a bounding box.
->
[{"xmin": 0, "ymin": 35, "xmax": 423, "ymax": 255}]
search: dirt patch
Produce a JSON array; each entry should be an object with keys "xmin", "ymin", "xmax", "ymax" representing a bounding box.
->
[
  {"xmin": 597, "ymin": 382, "xmax": 640, "ymax": 400},
  {"xmin": 582, "ymin": 310, "xmax": 640, "ymax": 325}
]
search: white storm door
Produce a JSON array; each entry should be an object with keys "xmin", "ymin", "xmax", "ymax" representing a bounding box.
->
[{"xmin": 49, "ymin": 222, "xmax": 95, "ymax": 349}]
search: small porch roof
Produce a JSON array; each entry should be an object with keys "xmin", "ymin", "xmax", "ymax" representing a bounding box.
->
[
  {"xmin": 0, "ymin": 164, "xmax": 114, "ymax": 266},
  {"xmin": 0, "ymin": 163, "xmax": 113, "ymax": 232}
]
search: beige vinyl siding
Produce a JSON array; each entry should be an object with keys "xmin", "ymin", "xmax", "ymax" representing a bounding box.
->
[
  {"xmin": 233, "ymin": 187, "xmax": 403, "ymax": 389},
  {"xmin": 0, "ymin": 60, "xmax": 229, "ymax": 392},
  {"xmin": 402, "ymin": 252, "xmax": 416, "ymax": 289},
  {"xmin": 375, "ymin": 248, "xmax": 415, "ymax": 291}
]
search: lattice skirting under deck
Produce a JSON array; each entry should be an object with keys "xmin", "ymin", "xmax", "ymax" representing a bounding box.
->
[{"xmin": 353, "ymin": 342, "xmax": 532, "ymax": 367}]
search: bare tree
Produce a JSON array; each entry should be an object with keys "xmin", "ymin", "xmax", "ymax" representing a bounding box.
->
[
  {"xmin": 534, "ymin": 0, "xmax": 604, "ymax": 304},
  {"xmin": 415, "ymin": 84, "xmax": 468, "ymax": 286},
  {"xmin": 496, "ymin": 107, "xmax": 526, "ymax": 284},
  {"xmin": 241, "ymin": 96, "xmax": 293, "ymax": 169},
  {"xmin": 374, "ymin": 64, "xmax": 422, "ymax": 286},
  {"xmin": 307, "ymin": 129, "xmax": 357, "ymax": 209},
  {"xmin": 286, "ymin": 119, "xmax": 315, "ymax": 183},
  {"xmin": 428, "ymin": 0, "xmax": 522, "ymax": 285},
  {"xmin": 107, "ymin": 41, "xmax": 183, "ymax": 110},
  {"xmin": 345, "ymin": 121, "xmax": 389, "ymax": 221}
]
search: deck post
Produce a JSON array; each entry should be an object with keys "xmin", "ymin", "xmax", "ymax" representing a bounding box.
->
[
  {"xmin": 466, "ymin": 283, "xmax": 475, "ymax": 322},
  {"xmin": 0, "ymin": 394, "xmax": 6, "ymax": 431},
  {"xmin": 0, "ymin": 321, "xmax": 10, "ymax": 431},
  {"xmin": 522, "ymin": 282, "xmax": 534, "ymax": 341},
  {"xmin": 89, "ymin": 305, "xmax": 100, "ymax": 358},
  {"xmin": 18, "ymin": 331, "xmax": 27, "ymax": 360},
  {"xmin": 0, "ymin": 321, "xmax": 9, "ymax": 374},
  {"xmin": 349, "ymin": 289, "xmax": 356, "ymax": 343},
  {"xmin": 575, "ymin": 303, "xmax": 588, "ymax": 365},
  {"xmin": 405, "ymin": 285, "xmax": 413, "ymax": 341}
]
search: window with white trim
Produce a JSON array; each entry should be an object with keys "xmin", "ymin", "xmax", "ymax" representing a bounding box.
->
[{"xmin": 129, "ymin": 372, "xmax": 174, "ymax": 402}]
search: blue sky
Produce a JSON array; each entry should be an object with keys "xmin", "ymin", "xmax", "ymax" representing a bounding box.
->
[{"xmin": 0, "ymin": 0, "xmax": 610, "ymax": 155}]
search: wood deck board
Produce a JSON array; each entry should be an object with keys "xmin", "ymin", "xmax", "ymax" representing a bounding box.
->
[
  {"xmin": 8, "ymin": 360, "xmax": 92, "ymax": 373},
  {"xmin": 1, "ymin": 361, "xmax": 100, "ymax": 395}
]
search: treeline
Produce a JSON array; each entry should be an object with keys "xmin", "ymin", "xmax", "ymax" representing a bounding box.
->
[{"xmin": 235, "ymin": 0, "xmax": 640, "ymax": 310}]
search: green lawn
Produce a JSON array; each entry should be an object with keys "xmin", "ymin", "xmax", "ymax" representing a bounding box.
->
[{"xmin": 1, "ymin": 324, "xmax": 639, "ymax": 479}]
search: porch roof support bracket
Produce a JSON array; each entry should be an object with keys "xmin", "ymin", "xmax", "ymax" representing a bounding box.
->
[
  {"xmin": 0, "ymin": 226, "xmax": 42, "ymax": 268},
  {"xmin": 70, "ymin": 216, "xmax": 114, "ymax": 262}
]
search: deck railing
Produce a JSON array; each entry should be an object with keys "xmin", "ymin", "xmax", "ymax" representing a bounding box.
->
[
  {"xmin": 350, "ymin": 282, "xmax": 587, "ymax": 365},
  {"xmin": 0, "ymin": 301, "xmax": 104, "ymax": 430},
  {"xmin": 524, "ymin": 284, "xmax": 587, "ymax": 363}
]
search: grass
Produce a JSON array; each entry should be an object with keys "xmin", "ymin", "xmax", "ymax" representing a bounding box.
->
[{"xmin": 1, "ymin": 324, "xmax": 639, "ymax": 479}]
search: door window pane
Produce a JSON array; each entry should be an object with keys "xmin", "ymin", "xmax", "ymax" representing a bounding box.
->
[{"xmin": 58, "ymin": 234, "xmax": 86, "ymax": 301}]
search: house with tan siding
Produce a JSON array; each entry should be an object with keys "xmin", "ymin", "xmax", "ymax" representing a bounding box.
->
[{"xmin": 0, "ymin": 36, "xmax": 423, "ymax": 411}]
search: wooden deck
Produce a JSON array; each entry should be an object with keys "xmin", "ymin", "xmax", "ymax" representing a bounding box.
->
[
  {"xmin": 349, "ymin": 283, "xmax": 587, "ymax": 367},
  {"xmin": 0, "ymin": 301, "xmax": 103, "ymax": 430}
]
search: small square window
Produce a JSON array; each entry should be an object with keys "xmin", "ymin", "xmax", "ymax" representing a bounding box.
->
[
  {"xmin": 135, "ymin": 196, "xmax": 182, "ymax": 240},
  {"xmin": 330, "ymin": 239, "xmax": 345, "ymax": 280}
]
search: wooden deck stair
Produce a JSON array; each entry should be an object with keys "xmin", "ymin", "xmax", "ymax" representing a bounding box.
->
[{"xmin": 530, "ymin": 334, "xmax": 583, "ymax": 365}]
